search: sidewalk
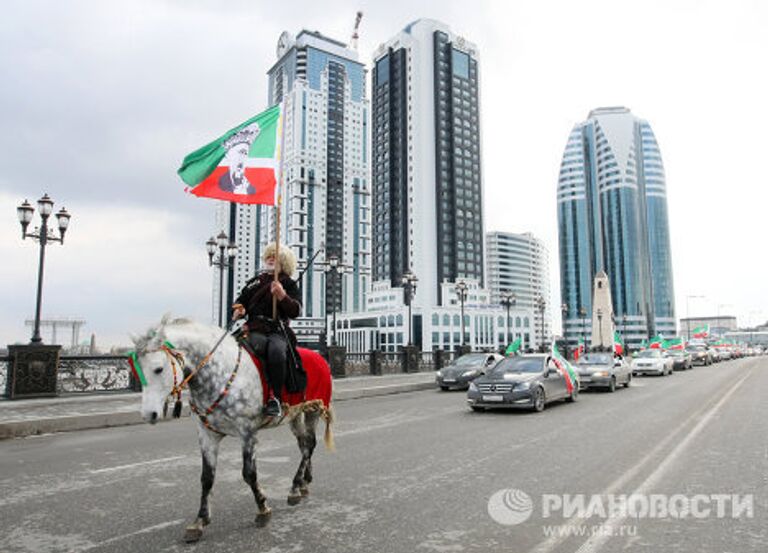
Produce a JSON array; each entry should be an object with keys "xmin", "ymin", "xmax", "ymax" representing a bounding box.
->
[{"xmin": 0, "ymin": 372, "xmax": 436, "ymax": 439}]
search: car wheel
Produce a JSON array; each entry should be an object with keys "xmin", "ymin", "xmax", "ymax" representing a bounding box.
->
[
  {"xmin": 624, "ymin": 374, "xmax": 631, "ymax": 388},
  {"xmin": 566, "ymin": 387, "xmax": 578, "ymax": 403},
  {"xmin": 532, "ymin": 387, "xmax": 546, "ymax": 412},
  {"xmin": 608, "ymin": 377, "xmax": 616, "ymax": 393}
]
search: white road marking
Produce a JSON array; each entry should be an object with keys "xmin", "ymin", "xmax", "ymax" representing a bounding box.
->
[
  {"xmin": 88, "ymin": 455, "xmax": 186, "ymax": 474},
  {"xmin": 531, "ymin": 368, "xmax": 752, "ymax": 553},
  {"xmin": 77, "ymin": 519, "xmax": 184, "ymax": 551},
  {"xmin": 573, "ymin": 369, "xmax": 753, "ymax": 553}
]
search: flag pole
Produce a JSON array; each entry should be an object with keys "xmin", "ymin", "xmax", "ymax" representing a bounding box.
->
[{"xmin": 272, "ymin": 102, "xmax": 286, "ymax": 320}]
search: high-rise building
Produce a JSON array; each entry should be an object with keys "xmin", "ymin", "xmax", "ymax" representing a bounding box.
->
[
  {"xmin": 557, "ymin": 106, "xmax": 676, "ymax": 349},
  {"xmin": 372, "ymin": 18, "xmax": 484, "ymax": 311},
  {"xmin": 333, "ymin": 20, "xmax": 529, "ymax": 354},
  {"xmin": 213, "ymin": 30, "xmax": 371, "ymax": 345},
  {"xmin": 486, "ymin": 231, "xmax": 551, "ymax": 349}
]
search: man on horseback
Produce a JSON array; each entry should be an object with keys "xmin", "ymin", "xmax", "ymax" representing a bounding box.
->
[{"xmin": 232, "ymin": 243, "xmax": 306, "ymax": 418}]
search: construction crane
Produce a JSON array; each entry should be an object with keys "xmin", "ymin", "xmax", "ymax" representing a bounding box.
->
[{"xmin": 350, "ymin": 11, "xmax": 363, "ymax": 50}]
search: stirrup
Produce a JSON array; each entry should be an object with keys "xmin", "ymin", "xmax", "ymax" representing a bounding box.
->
[{"xmin": 264, "ymin": 398, "xmax": 282, "ymax": 418}]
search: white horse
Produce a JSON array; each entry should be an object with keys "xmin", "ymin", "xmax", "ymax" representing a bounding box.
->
[{"xmin": 132, "ymin": 316, "xmax": 334, "ymax": 543}]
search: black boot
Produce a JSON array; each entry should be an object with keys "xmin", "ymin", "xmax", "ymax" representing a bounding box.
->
[{"xmin": 264, "ymin": 397, "xmax": 282, "ymax": 418}]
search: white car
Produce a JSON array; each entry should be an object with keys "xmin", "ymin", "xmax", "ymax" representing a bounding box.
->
[{"xmin": 632, "ymin": 349, "xmax": 674, "ymax": 376}]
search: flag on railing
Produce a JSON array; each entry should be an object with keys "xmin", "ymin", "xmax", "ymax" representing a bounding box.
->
[{"xmin": 505, "ymin": 337, "xmax": 523, "ymax": 356}]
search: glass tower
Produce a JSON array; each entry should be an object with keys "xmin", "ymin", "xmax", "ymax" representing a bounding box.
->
[{"xmin": 557, "ymin": 107, "xmax": 676, "ymax": 348}]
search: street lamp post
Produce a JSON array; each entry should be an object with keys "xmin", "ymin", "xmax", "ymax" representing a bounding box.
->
[
  {"xmin": 536, "ymin": 295, "xmax": 547, "ymax": 352},
  {"xmin": 206, "ymin": 231, "xmax": 237, "ymax": 328},
  {"xmin": 326, "ymin": 254, "xmax": 341, "ymax": 346},
  {"xmin": 561, "ymin": 302, "xmax": 569, "ymax": 357},
  {"xmin": 456, "ymin": 281, "xmax": 468, "ymax": 348},
  {"xmin": 17, "ymin": 195, "xmax": 72, "ymax": 343},
  {"xmin": 579, "ymin": 306, "xmax": 587, "ymax": 348},
  {"xmin": 500, "ymin": 292, "xmax": 517, "ymax": 347},
  {"xmin": 401, "ymin": 271, "xmax": 418, "ymax": 345},
  {"xmin": 597, "ymin": 308, "xmax": 604, "ymax": 351}
]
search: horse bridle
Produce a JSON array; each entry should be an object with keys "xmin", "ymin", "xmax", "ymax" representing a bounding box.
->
[{"xmin": 128, "ymin": 341, "xmax": 187, "ymax": 418}]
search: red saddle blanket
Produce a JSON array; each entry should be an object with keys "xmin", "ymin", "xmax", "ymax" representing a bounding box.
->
[{"xmin": 245, "ymin": 347, "xmax": 332, "ymax": 408}]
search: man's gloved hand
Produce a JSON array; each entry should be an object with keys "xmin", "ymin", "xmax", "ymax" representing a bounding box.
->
[{"xmin": 232, "ymin": 304, "xmax": 246, "ymax": 321}]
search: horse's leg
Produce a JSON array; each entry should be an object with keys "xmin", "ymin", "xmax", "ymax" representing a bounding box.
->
[
  {"xmin": 300, "ymin": 410, "xmax": 320, "ymax": 496},
  {"xmin": 288, "ymin": 412, "xmax": 316, "ymax": 504},
  {"xmin": 184, "ymin": 427, "xmax": 223, "ymax": 543},
  {"xmin": 241, "ymin": 432, "xmax": 272, "ymax": 527}
]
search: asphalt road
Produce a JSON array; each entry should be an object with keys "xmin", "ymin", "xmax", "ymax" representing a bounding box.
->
[{"xmin": 0, "ymin": 357, "xmax": 765, "ymax": 553}]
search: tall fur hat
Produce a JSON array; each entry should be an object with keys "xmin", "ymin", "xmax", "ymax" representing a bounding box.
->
[{"xmin": 262, "ymin": 242, "xmax": 297, "ymax": 276}]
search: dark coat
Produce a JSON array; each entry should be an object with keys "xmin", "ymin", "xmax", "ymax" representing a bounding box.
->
[{"xmin": 236, "ymin": 270, "xmax": 306, "ymax": 393}]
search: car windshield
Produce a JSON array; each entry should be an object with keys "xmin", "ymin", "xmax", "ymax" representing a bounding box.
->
[
  {"xmin": 489, "ymin": 357, "xmax": 544, "ymax": 375},
  {"xmin": 638, "ymin": 350, "xmax": 662, "ymax": 358},
  {"xmin": 669, "ymin": 350, "xmax": 685, "ymax": 356},
  {"xmin": 451, "ymin": 354, "xmax": 488, "ymax": 367},
  {"xmin": 578, "ymin": 353, "xmax": 611, "ymax": 365}
]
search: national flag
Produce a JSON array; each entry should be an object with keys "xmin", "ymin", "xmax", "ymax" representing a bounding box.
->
[
  {"xmin": 505, "ymin": 337, "xmax": 523, "ymax": 356},
  {"xmin": 692, "ymin": 325, "xmax": 710, "ymax": 339},
  {"xmin": 550, "ymin": 343, "xmax": 579, "ymax": 394},
  {"xmin": 574, "ymin": 337, "xmax": 586, "ymax": 361},
  {"xmin": 649, "ymin": 335, "xmax": 664, "ymax": 349},
  {"xmin": 640, "ymin": 338, "xmax": 648, "ymax": 350},
  {"xmin": 613, "ymin": 331, "xmax": 624, "ymax": 356},
  {"xmin": 178, "ymin": 104, "xmax": 282, "ymax": 205},
  {"xmin": 663, "ymin": 337, "xmax": 685, "ymax": 350}
]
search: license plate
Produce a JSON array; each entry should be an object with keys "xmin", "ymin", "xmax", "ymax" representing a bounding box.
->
[
  {"xmin": 482, "ymin": 394, "xmax": 504, "ymax": 402},
  {"xmin": 443, "ymin": 378, "xmax": 456, "ymax": 383}
]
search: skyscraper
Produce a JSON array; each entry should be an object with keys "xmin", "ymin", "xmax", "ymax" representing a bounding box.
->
[
  {"xmin": 557, "ymin": 107, "xmax": 676, "ymax": 349},
  {"xmin": 486, "ymin": 231, "xmax": 551, "ymax": 348},
  {"xmin": 372, "ymin": 19, "xmax": 484, "ymax": 311},
  {"xmin": 214, "ymin": 30, "xmax": 371, "ymax": 345}
]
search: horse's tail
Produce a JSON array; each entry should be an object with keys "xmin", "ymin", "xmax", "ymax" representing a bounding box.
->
[{"xmin": 322, "ymin": 405, "xmax": 335, "ymax": 452}]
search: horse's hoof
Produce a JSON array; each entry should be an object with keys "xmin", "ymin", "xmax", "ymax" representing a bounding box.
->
[
  {"xmin": 183, "ymin": 526, "xmax": 203, "ymax": 543},
  {"xmin": 299, "ymin": 486, "xmax": 310, "ymax": 497},
  {"xmin": 287, "ymin": 493, "xmax": 302, "ymax": 506},
  {"xmin": 255, "ymin": 508, "xmax": 272, "ymax": 527}
]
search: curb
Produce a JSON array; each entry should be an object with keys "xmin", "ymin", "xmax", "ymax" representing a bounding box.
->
[{"xmin": 0, "ymin": 379, "xmax": 436, "ymax": 440}]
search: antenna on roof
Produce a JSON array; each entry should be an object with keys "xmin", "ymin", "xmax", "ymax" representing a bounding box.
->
[{"xmin": 350, "ymin": 11, "xmax": 363, "ymax": 50}]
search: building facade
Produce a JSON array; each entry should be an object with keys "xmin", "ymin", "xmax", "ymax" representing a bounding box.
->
[
  {"xmin": 485, "ymin": 231, "xmax": 551, "ymax": 348},
  {"xmin": 213, "ymin": 30, "xmax": 371, "ymax": 345},
  {"xmin": 371, "ymin": 18, "xmax": 484, "ymax": 311},
  {"xmin": 557, "ymin": 107, "xmax": 676, "ymax": 350}
]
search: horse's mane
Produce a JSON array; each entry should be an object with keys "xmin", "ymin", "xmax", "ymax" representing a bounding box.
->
[{"xmin": 133, "ymin": 314, "xmax": 198, "ymax": 351}]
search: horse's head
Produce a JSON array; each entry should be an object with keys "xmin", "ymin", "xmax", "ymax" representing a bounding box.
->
[{"xmin": 131, "ymin": 317, "xmax": 184, "ymax": 424}]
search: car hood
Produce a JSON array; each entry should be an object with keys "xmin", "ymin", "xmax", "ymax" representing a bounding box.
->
[
  {"xmin": 441, "ymin": 366, "xmax": 482, "ymax": 377},
  {"xmin": 477, "ymin": 373, "xmax": 539, "ymax": 385}
]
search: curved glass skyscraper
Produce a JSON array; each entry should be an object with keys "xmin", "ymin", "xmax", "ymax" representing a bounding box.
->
[{"xmin": 557, "ymin": 107, "xmax": 675, "ymax": 348}]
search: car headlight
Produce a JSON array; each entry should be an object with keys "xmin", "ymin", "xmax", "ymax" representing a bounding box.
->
[
  {"xmin": 468, "ymin": 382, "xmax": 478, "ymax": 392},
  {"xmin": 515, "ymin": 381, "xmax": 531, "ymax": 391},
  {"xmin": 461, "ymin": 369, "xmax": 479, "ymax": 378}
]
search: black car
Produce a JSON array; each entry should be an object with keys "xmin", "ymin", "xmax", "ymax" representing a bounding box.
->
[
  {"xmin": 436, "ymin": 352, "xmax": 503, "ymax": 390},
  {"xmin": 668, "ymin": 349, "xmax": 693, "ymax": 370},
  {"xmin": 467, "ymin": 354, "xmax": 578, "ymax": 412}
]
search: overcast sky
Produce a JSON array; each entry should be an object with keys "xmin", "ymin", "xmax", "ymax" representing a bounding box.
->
[{"xmin": 2, "ymin": 0, "xmax": 767, "ymax": 348}]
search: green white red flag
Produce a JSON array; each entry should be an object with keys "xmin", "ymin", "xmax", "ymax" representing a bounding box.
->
[
  {"xmin": 178, "ymin": 104, "xmax": 282, "ymax": 205},
  {"xmin": 574, "ymin": 337, "xmax": 586, "ymax": 361},
  {"xmin": 649, "ymin": 335, "xmax": 664, "ymax": 349},
  {"xmin": 663, "ymin": 337, "xmax": 685, "ymax": 350},
  {"xmin": 550, "ymin": 343, "xmax": 579, "ymax": 393},
  {"xmin": 613, "ymin": 331, "xmax": 624, "ymax": 355},
  {"xmin": 692, "ymin": 325, "xmax": 710, "ymax": 339},
  {"xmin": 505, "ymin": 337, "xmax": 523, "ymax": 356}
]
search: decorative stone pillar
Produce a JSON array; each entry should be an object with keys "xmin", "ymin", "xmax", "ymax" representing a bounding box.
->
[{"xmin": 6, "ymin": 344, "xmax": 61, "ymax": 399}]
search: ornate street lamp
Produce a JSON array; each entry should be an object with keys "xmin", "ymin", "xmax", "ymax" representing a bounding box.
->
[
  {"xmin": 17, "ymin": 195, "xmax": 72, "ymax": 343},
  {"xmin": 455, "ymin": 280, "xmax": 468, "ymax": 348},
  {"xmin": 401, "ymin": 271, "xmax": 418, "ymax": 345},
  {"xmin": 206, "ymin": 231, "xmax": 237, "ymax": 327},
  {"xmin": 500, "ymin": 291, "xmax": 517, "ymax": 347},
  {"xmin": 579, "ymin": 306, "xmax": 588, "ymax": 347}
]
